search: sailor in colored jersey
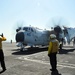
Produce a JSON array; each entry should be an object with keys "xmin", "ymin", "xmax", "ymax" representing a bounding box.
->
[
  {"xmin": 0, "ymin": 33, "xmax": 6, "ymax": 73},
  {"xmin": 48, "ymin": 34, "xmax": 59, "ymax": 71}
]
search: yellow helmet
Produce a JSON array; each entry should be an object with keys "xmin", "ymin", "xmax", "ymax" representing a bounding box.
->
[{"xmin": 50, "ymin": 34, "xmax": 56, "ymax": 39}]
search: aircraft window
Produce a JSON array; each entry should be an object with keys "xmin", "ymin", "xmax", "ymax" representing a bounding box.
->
[
  {"xmin": 31, "ymin": 28, "xmax": 34, "ymax": 32},
  {"xmin": 29, "ymin": 28, "xmax": 30, "ymax": 30},
  {"xmin": 23, "ymin": 27, "xmax": 28, "ymax": 31}
]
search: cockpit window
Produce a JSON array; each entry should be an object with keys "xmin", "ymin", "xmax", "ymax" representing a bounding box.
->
[
  {"xmin": 31, "ymin": 28, "xmax": 34, "ymax": 32},
  {"xmin": 23, "ymin": 27, "xmax": 34, "ymax": 32},
  {"xmin": 23, "ymin": 27, "xmax": 28, "ymax": 31}
]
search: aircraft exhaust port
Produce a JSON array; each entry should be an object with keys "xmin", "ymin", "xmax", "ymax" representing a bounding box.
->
[{"xmin": 15, "ymin": 32, "xmax": 24, "ymax": 42}]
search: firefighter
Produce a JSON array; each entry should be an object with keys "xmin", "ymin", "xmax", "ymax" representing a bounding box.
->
[
  {"xmin": 48, "ymin": 34, "xmax": 59, "ymax": 71},
  {"xmin": 0, "ymin": 33, "xmax": 6, "ymax": 73}
]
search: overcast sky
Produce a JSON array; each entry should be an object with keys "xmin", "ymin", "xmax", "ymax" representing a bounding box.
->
[{"xmin": 0, "ymin": 0, "xmax": 75, "ymax": 42}]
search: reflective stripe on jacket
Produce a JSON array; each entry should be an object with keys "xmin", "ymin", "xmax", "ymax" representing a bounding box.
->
[{"xmin": 48, "ymin": 39, "xmax": 59, "ymax": 54}]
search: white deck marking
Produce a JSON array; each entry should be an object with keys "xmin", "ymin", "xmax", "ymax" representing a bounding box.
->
[{"xmin": 18, "ymin": 56, "xmax": 75, "ymax": 69}]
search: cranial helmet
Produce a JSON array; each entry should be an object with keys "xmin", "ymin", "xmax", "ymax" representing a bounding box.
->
[{"xmin": 50, "ymin": 34, "xmax": 56, "ymax": 39}]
